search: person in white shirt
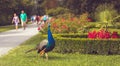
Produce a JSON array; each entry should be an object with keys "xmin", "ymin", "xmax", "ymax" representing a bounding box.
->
[{"xmin": 12, "ymin": 13, "xmax": 20, "ymax": 30}]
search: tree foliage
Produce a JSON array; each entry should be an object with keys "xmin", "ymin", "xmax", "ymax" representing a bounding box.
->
[
  {"xmin": 46, "ymin": 7, "xmax": 70, "ymax": 17},
  {"xmin": 0, "ymin": 0, "xmax": 120, "ymax": 26},
  {"xmin": 0, "ymin": 0, "xmax": 34, "ymax": 26}
]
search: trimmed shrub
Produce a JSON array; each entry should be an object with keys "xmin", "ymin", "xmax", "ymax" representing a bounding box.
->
[
  {"xmin": 56, "ymin": 33, "xmax": 87, "ymax": 38},
  {"xmin": 42, "ymin": 34, "xmax": 120, "ymax": 55},
  {"xmin": 55, "ymin": 38, "xmax": 120, "ymax": 55}
]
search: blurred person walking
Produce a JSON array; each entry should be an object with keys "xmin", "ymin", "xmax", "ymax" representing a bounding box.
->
[
  {"xmin": 12, "ymin": 13, "xmax": 20, "ymax": 30},
  {"xmin": 20, "ymin": 10, "xmax": 27, "ymax": 30}
]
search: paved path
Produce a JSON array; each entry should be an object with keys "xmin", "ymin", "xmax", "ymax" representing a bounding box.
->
[{"xmin": 0, "ymin": 23, "xmax": 38, "ymax": 57}]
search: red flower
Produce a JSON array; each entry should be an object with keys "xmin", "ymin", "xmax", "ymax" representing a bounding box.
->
[
  {"xmin": 62, "ymin": 25, "xmax": 68, "ymax": 29},
  {"xmin": 38, "ymin": 27, "xmax": 40, "ymax": 31},
  {"xmin": 111, "ymin": 31, "xmax": 119, "ymax": 38},
  {"xmin": 88, "ymin": 30, "xmax": 119, "ymax": 39},
  {"xmin": 88, "ymin": 30, "xmax": 97, "ymax": 39},
  {"xmin": 87, "ymin": 18, "xmax": 92, "ymax": 22},
  {"xmin": 70, "ymin": 17, "xmax": 74, "ymax": 21},
  {"xmin": 104, "ymin": 31, "xmax": 111, "ymax": 39},
  {"xmin": 52, "ymin": 23, "xmax": 58, "ymax": 28},
  {"xmin": 97, "ymin": 29, "xmax": 105, "ymax": 39},
  {"xmin": 61, "ymin": 18, "xmax": 65, "ymax": 22}
]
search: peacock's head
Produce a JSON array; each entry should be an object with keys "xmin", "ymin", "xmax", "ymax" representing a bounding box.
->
[{"xmin": 48, "ymin": 23, "xmax": 51, "ymax": 27}]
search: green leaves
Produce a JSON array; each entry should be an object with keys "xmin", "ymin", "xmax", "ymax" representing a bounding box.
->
[{"xmin": 95, "ymin": 3, "xmax": 118, "ymax": 22}]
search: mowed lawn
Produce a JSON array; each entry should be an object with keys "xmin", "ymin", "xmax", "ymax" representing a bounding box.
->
[
  {"xmin": 0, "ymin": 25, "xmax": 22, "ymax": 33},
  {"xmin": 0, "ymin": 34, "xmax": 120, "ymax": 66},
  {"xmin": 0, "ymin": 25, "xmax": 15, "ymax": 32}
]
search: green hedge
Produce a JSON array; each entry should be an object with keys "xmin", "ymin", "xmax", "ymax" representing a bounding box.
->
[
  {"xmin": 42, "ymin": 33, "xmax": 87, "ymax": 38},
  {"xmin": 55, "ymin": 38, "xmax": 120, "ymax": 55},
  {"xmin": 42, "ymin": 34, "xmax": 120, "ymax": 55},
  {"xmin": 57, "ymin": 33, "xmax": 88, "ymax": 38}
]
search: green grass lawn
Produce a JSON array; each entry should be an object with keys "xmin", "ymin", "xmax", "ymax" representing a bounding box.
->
[
  {"xmin": 0, "ymin": 25, "xmax": 14, "ymax": 32},
  {"xmin": 0, "ymin": 34, "xmax": 120, "ymax": 66},
  {"xmin": 0, "ymin": 25, "xmax": 22, "ymax": 33}
]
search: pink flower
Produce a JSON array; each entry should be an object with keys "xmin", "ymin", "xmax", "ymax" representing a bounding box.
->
[
  {"xmin": 88, "ymin": 30, "xmax": 97, "ymax": 39},
  {"xmin": 111, "ymin": 31, "xmax": 119, "ymax": 38},
  {"xmin": 52, "ymin": 23, "xmax": 58, "ymax": 28},
  {"xmin": 88, "ymin": 29, "xmax": 112, "ymax": 39},
  {"xmin": 104, "ymin": 31, "xmax": 111, "ymax": 39},
  {"xmin": 38, "ymin": 27, "xmax": 40, "ymax": 31},
  {"xmin": 97, "ymin": 29, "xmax": 105, "ymax": 39}
]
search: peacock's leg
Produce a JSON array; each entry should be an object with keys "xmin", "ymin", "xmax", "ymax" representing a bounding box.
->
[
  {"xmin": 40, "ymin": 50, "xmax": 45, "ymax": 56},
  {"xmin": 40, "ymin": 48, "xmax": 46, "ymax": 56},
  {"xmin": 45, "ymin": 53, "xmax": 48, "ymax": 60}
]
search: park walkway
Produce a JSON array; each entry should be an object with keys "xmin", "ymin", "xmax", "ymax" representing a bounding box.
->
[{"xmin": 0, "ymin": 23, "xmax": 38, "ymax": 57}]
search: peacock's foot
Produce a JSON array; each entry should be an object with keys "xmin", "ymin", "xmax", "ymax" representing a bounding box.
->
[
  {"xmin": 45, "ymin": 53, "xmax": 48, "ymax": 60},
  {"xmin": 40, "ymin": 50, "xmax": 45, "ymax": 56}
]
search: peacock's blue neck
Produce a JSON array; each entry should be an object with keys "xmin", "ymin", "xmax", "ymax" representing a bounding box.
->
[{"xmin": 48, "ymin": 25, "xmax": 55, "ymax": 45}]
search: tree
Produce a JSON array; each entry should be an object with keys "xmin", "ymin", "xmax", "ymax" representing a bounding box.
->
[{"xmin": 0, "ymin": 0, "xmax": 34, "ymax": 26}]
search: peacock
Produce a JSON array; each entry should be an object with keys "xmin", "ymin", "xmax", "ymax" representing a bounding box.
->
[{"xmin": 25, "ymin": 23, "xmax": 55, "ymax": 59}]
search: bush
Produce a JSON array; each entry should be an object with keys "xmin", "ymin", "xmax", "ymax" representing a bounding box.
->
[
  {"xmin": 42, "ymin": 34, "xmax": 120, "ymax": 55},
  {"xmin": 95, "ymin": 4, "xmax": 118, "ymax": 22},
  {"xmin": 46, "ymin": 7, "xmax": 71, "ymax": 17},
  {"xmin": 55, "ymin": 37, "xmax": 120, "ymax": 55},
  {"xmin": 42, "ymin": 13, "xmax": 91, "ymax": 34},
  {"xmin": 114, "ymin": 23, "xmax": 120, "ymax": 29},
  {"xmin": 56, "ymin": 33, "xmax": 87, "ymax": 38},
  {"xmin": 94, "ymin": 3, "xmax": 118, "ymax": 29}
]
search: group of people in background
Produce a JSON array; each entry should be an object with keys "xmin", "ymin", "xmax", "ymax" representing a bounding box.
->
[
  {"xmin": 12, "ymin": 10, "xmax": 27, "ymax": 30},
  {"xmin": 31, "ymin": 15, "xmax": 49, "ymax": 31},
  {"xmin": 12, "ymin": 10, "xmax": 51, "ymax": 31}
]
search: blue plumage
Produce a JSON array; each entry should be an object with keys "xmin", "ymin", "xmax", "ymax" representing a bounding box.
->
[
  {"xmin": 37, "ymin": 23, "xmax": 55, "ymax": 53},
  {"xmin": 25, "ymin": 23, "xmax": 55, "ymax": 59},
  {"xmin": 45, "ymin": 23, "xmax": 55, "ymax": 52}
]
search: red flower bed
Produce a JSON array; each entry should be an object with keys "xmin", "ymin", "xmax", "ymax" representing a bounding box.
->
[{"xmin": 88, "ymin": 29, "xmax": 119, "ymax": 39}]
